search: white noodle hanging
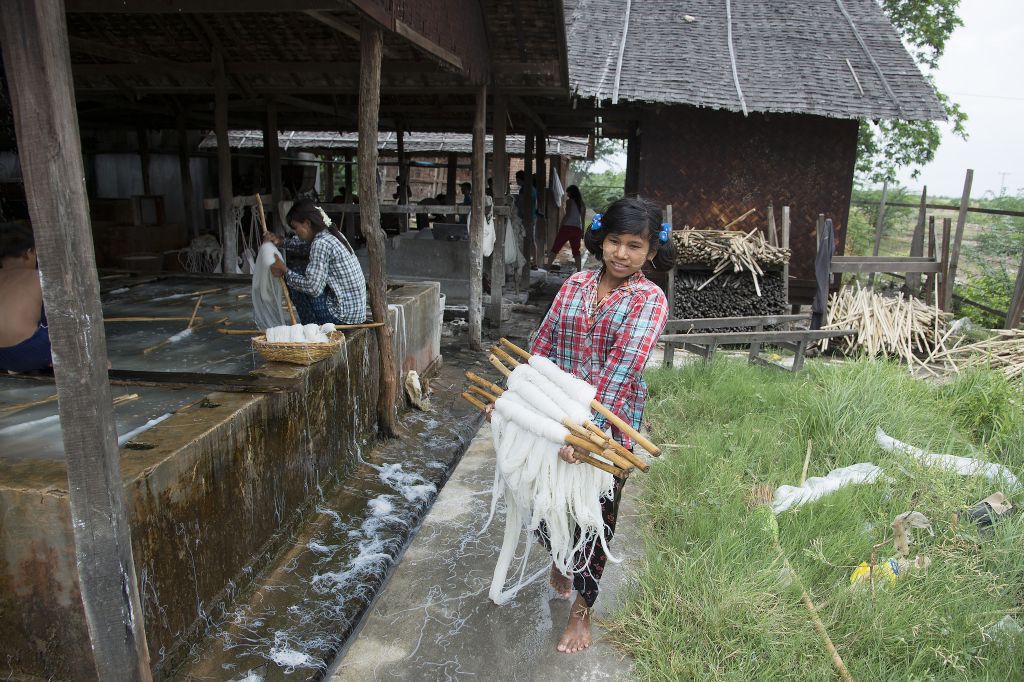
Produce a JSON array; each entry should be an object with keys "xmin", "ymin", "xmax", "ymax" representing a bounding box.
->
[{"xmin": 482, "ymin": 360, "xmax": 616, "ymax": 605}]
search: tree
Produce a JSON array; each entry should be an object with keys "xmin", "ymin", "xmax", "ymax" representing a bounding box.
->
[
  {"xmin": 856, "ymin": 0, "xmax": 968, "ymax": 183},
  {"xmin": 570, "ymin": 138, "xmax": 626, "ymax": 212}
]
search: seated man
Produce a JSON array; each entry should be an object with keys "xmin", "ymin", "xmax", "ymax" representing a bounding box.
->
[{"xmin": 0, "ymin": 222, "xmax": 50, "ymax": 373}]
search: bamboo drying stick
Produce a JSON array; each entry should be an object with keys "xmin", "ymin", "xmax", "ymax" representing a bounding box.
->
[
  {"xmin": 498, "ymin": 338, "xmax": 661, "ymax": 456},
  {"xmin": 720, "ymin": 207, "xmax": 756, "ymax": 231},
  {"xmin": 0, "ymin": 393, "xmax": 58, "ymax": 415},
  {"xmin": 216, "ymin": 321, "xmax": 384, "ymax": 335},
  {"xmin": 467, "ymin": 370, "xmax": 639, "ymax": 472},
  {"xmin": 187, "ymin": 295, "xmax": 204, "ymax": 329},
  {"xmin": 105, "ymin": 316, "xmax": 201, "ymax": 322},
  {"xmin": 460, "ymin": 392, "xmax": 627, "ymax": 479}
]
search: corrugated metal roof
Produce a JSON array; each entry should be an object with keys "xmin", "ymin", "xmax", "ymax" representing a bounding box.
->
[
  {"xmin": 199, "ymin": 130, "xmax": 590, "ymax": 157},
  {"xmin": 566, "ymin": 0, "xmax": 946, "ymax": 121}
]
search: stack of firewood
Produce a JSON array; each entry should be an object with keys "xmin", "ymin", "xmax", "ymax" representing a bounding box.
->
[
  {"xmin": 673, "ymin": 271, "xmax": 787, "ymax": 324},
  {"xmin": 671, "ymin": 229, "xmax": 790, "ymax": 297},
  {"xmin": 929, "ymin": 329, "xmax": 1024, "ymax": 381}
]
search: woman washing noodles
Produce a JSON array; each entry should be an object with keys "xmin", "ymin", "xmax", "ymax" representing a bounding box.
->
[
  {"xmin": 529, "ymin": 196, "xmax": 673, "ymax": 653},
  {"xmin": 265, "ymin": 199, "xmax": 367, "ymax": 325}
]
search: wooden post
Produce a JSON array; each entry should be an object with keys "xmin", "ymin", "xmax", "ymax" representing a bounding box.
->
[
  {"xmin": 923, "ymin": 216, "xmax": 937, "ymax": 301},
  {"xmin": 0, "ymin": 1, "xmax": 152, "ymax": 678},
  {"xmin": 782, "ymin": 205, "xmax": 791, "ymax": 306},
  {"xmin": 945, "ymin": 169, "xmax": 974, "ymax": 311},
  {"xmin": 137, "ymin": 126, "xmax": 151, "ymax": 196},
  {"xmin": 446, "ymin": 151, "xmax": 458, "ymax": 219},
  {"xmin": 358, "ymin": 21, "xmax": 398, "ymax": 437},
  {"xmin": 213, "ymin": 49, "xmax": 237, "ymax": 273},
  {"xmin": 939, "ymin": 217, "xmax": 952, "ymax": 311},
  {"xmin": 535, "ymin": 133, "xmax": 547, "ymax": 259},
  {"xmin": 1005, "ymin": 251, "xmax": 1024, "ymax": 329},
  {"xmin": 908, "ymin": 186, "xmax": 927, "ymax": 296},
  {"xmin": 469, "ymin": 85, "xmax": 487, "ymax": 350},
  {"xmin": 324, "ymin": 156, "xmax": 335, "ymax": 201},
  {"xmin": 868, "ymin": 179, "xmax": 888, "ymax": 287},
  {"xmin": 521, "ymin": 128, "xmax": 535, "ymax": 282},
  {"xmin": 176, "ymin": 112, "xmax": 198, "ymax": 238},
  {"xmin": 266, "ymin": 101, "xmax": 283, "ymax": 233},
  {"xmin": 396, "ymin": 128, "xmax": 408, "ymax": 233},
  {"xmin": 766, "ymin": 201, "xmax": 778, "ymax": 247},
  {"xmin": 487, "ymin": 93, "xmax": 508, "ymax": 329}
]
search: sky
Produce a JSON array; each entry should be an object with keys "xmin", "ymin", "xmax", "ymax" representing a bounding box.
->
[
  {"xmin": 591, "ymin": 0, "xmax": 1023, "ymax": 201},
  {"xmin": 893, "ymin": 0, "xmax": 1024, "ymax": 199}
]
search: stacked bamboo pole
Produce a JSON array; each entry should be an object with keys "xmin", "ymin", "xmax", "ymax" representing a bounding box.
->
[
  {"xmin": 671, "ymin": 229, "xmax": 790, "ymax": 297},
  {"xmin": 459, "ymin": 337, "xmax": 662, "ymax": 480},
  {"xmin": 929, "ymin": 329, "xmax": 1024, "ymax": 381}
]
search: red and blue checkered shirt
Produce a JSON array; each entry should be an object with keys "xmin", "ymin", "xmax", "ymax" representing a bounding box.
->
[{"xmin": 530, "ymin": 268, "xmax": 669, "ymax": 449}]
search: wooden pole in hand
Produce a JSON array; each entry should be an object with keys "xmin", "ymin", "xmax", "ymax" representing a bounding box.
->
[
  {"xmin": 0, "ymin": 0, "xmax": 152, "ymax": 677},
  {"xmin": 358, "ymin": 22, "xmax": 399, "ymax": 437}
]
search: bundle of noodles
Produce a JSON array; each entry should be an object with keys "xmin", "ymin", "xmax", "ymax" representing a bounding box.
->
[{"xmin": 482, "ymin": 355, "xmax": 618, "ymax": 605}]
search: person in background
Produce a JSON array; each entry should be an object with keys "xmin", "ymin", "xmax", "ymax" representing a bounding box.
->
[
  {"xmin": 265, "ymin": 199, "xmax": 367, "ymax": 325},
  {"xmin": 457, "ymin": 182, "xmax": 472, "ymax": 224},
  {"xmin": 515, "ymin": 170, "xmax": 539, "ymax": 266},
  {"xmin": 547, "ymin": 184, "xmax": 586, "ymax": 272},
  {"xmin": 0, "ymin": 222, "xmax": 51, "ymax": 373}
]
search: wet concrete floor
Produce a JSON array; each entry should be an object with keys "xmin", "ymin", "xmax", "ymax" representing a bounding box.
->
[{"xmin": 328, "ymin": 421, "xmax": 638, "ymax": 681}]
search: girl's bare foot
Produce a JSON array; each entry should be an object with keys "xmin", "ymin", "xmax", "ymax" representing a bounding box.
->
[
  {"xmin": 549, "ymin": 563, "xmax": 572, "ymax": 599},
  {"xmin": 557, "ymin": 595, "xmax": 592, "ymax": 653}
]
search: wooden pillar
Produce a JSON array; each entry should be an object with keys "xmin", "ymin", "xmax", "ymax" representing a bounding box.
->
[
  {"xmin": 0, "ymin": 1, "xmax": 153, "ymax": 678},
  {"xmin": 488, "ymin": 93, "xmax": 508, "ymax": 328},
  {"xmin": 781, "ymin": 206, "xmax": 791, "ymax": 307},
  {"xmin": 213, "ymin": 49, "xmax": 236, "ymax": 272},
  {"xmin": 137, "ymin": 126, "xmax": 151, "ymax": 195},
  {"xmin": 397, "ymin": 128, "xmax": 408, "ymax": 232},
  {"xmin": 469, "ymin": 85, "xmax": 487, "ymax": 349},
  {"xmin": 446, "ymin": 151, "xmax": 458, "ymax": 219},
  {"xmin": 176, "ymin": 113, "xmax": 198, "ymax": 238},
  {"xmin": 358, "ymin": 21, "xmax": 398, "ymax": 437},
  {"xmin": 535, "ymin": 134, "xmax": 547, "ymax": 261},
  {"xmin": 868, "ymin": 179, "xmax": 888, "ymax": 287},
  {"xmin": 324, "ymin": 156, "xmax": 335, "ymax": 201},
  {"xmin": 522, "ymin": 128, "xmax": 534, "ymax": 281},
  {"xmin": 944, "ymin": 169, "xmax": 973, "ymax": 311},
  {"xmin": 908, "ymin": 186, "xmax": 927, "ymax": 296},
  {"xmin": 265, "ymin": 101, "xmax": 283, "ymax": 233},
  {"xmin": 344, "ymin": 150, "xmax": 354, "ymax": 198},
  {"xmin": 923, "ymin": 216, "xmax": 937, "ymax": 301}
]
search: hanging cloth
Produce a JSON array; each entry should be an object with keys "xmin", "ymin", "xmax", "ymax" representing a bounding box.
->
[
  {"xmin": 550, "ymin": 167, "xmax": 565, "ymax": 208},
  {"xmin": 252, "ymin": 241, "xmax": 289, "ymax": 330}
]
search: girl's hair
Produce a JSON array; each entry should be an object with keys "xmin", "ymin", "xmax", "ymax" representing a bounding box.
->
[
  {"xmin": 583, "ymin": 196, "xmax": 676, "ymax": 271},
  {"xmin": 566, "ymin": 185, "xmax": 584, "ymax": 217},
  {"xmin": 0, "ymin": 221, "xmax": 34, "ymax": 264},
  {"xmin": 286, "ymin": 198, "xmax": 354, "ymax": 254}
]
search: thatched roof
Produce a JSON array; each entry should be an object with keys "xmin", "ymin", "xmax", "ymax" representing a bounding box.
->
[
  {"xmin": 198, "ymin": 130, "xmax": 590, "ymax": 158},
  {"xmin": 565, "ymin": 0, "xmax": 945, "ymax": 121}
]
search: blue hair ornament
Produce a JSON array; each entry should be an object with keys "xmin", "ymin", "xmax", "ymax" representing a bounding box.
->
[
  {"xmin": 659, "ymin": 222, "xmax": 671, "ymax": 243},
  {"xmin": 590, "ymin": 213, "xmax": 603, "ymax": 231}
]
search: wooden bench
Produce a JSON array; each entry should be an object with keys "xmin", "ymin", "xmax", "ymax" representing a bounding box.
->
[{"xmin": 660, "ymin": 314, "xmax": 855, "ymax": 372}]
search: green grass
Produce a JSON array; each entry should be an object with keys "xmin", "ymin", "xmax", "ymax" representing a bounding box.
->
[{"xmin": 607, "ymin": 359, "xmax": 1024, "ymax": 680}]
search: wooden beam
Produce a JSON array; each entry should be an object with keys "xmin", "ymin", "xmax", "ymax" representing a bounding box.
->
[
  {"xmin": 944, "ymin": 169, "xmax": 973, "ymax": 311},
  {"xmin": 939, "ymin": 217, "xmax": 952, "ymax": 311},
  {"xmin": 488, "ymin": 93, "xmax": 508, "ymax": 329},
  {"xmin": 907, "ymin": 186, "xmax": 927, "ymax": 295},
  {"xmin": 396, "ymin": 127, "xmax": 408, "ymax": 232},
  {"xmin": 521, "ymin": 127, "xmax": 535, "ymax": 285},
  {"xmin": 68, "ymin": 36, "xmax": 204, "ymax": 73},
  {"xmin": 358, "ymin": 20, "xmax": 398, "ymax": 437},
  {"xmin": 0, "ymin": 0, "xmax": 152, "ymax": 677},
  {"xmin": 66, "ymin": 0, "xmax": 342, "ymax": 11},
  {"xmin": 509, "ymin": 95, "xmax": 546, "ymax": 133},
  {"xmin": 393, "ymin": 19, "xmax": 463, "ymax": 71},
  {"xmin": 303, "ymin": 9, "xmax": 360, "ymax": 40},
  {"xmin": 468, "ymin": 84, "xmax": 487, "ymax": 350},
  {"xmin": 446, "ymin": 151, "xmax": 458, "ymax": 215},
  {"xmin": 213, "ymin": 49, "xmax": 237, "ymax": 273}
]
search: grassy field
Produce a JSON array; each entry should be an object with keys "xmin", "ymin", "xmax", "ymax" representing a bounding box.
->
[{"xmin": 606, "ymin": 359, "xmax": 1024, "ymax": 680}]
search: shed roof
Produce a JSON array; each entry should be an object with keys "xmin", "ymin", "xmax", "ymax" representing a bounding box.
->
[
  {"xmin": 199, "ymin": 130, "xmax": 590, "ymax": 157},
  {"xmin": 565, "ymin": 0, "xmax": 945, "ymax": 121}
]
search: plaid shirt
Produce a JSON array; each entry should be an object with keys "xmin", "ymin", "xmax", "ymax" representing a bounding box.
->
[
  {"xmin": 531, "ymin": 268, "xmax": 668, "ymax": 449},
  {"xmin": 285, "ymin": 232, "xmax": 367, "ymax": 324}
]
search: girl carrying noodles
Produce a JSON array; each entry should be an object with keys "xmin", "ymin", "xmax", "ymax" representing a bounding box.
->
[
  {"xmin": 531, "ymin": 196, "xmax": 674, "ymax": 652},
  {"xmin": 264, "ymin": 198, "xmax": 367, "ymax": 325}
]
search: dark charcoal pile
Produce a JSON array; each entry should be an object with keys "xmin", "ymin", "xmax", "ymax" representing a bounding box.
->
[{"xmin": 674, "ymin": 270, "xmax": 786, "ymax": 326}]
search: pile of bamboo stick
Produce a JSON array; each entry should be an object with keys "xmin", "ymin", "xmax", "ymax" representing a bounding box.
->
[
  {"xmin": 671, "ymin": 229, "xmax": 790, "ymax": 297},
  {"xmin": 821, "ymin": 284, "xmax": 951, "ymax": 365},
  {"xmin": 929, "ymin": 329, "xmax": 1024, "ymax": 381},
  {"xmin": 460, "ymin": 338, "xmax": 661, "ymax": 480}
]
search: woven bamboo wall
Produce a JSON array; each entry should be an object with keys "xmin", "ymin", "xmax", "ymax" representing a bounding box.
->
[{"xmin": 637, "ymin": 106, "xmax": 858, "ymax": 302}]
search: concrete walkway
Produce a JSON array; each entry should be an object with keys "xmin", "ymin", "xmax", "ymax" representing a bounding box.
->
[{"xmin": 329, "ymin": 423, "xmax": 638, "ymax": 681}]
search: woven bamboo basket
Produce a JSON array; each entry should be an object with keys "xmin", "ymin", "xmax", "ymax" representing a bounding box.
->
[{"xmin": 252, "ymin": 332, "xmax": 345, "ymax": 366}]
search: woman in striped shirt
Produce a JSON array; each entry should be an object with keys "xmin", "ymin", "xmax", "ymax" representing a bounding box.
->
[
  {"xmin": 531, "ymin": 196, "xmax": 675, "ymax": 653},
  {"xmin": 266, "ymin": 199, "xmax": 367, "ymax": 325}
]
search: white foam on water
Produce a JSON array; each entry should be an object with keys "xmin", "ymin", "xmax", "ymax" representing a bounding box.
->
[
  {"xmin": 268, "ymin": 632, "xmax": 320, "ymax": 671},
  {"xmin": 368, "ymin": 494, "xmax": 395, "ymax": 517},
  {"xmin": 307, "ymin": 541, "xmax": 338, "ymax": 554},
  {"xmin": 168, "ymin": 328, "xmax": 193, "ymax": 343},
  {"xmin": 375, "ymin": 463, "xmax": 437, "ymax": 503},
  {"xmin": 229, "ymin": 672, "xmax": 264, "ymax": 682}
]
